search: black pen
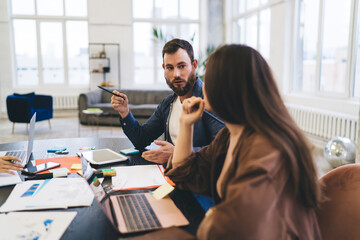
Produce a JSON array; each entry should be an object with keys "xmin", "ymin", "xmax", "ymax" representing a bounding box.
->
[{"xmin": 97, "ymin": 86, "xmax": 125, "ymax": 100}]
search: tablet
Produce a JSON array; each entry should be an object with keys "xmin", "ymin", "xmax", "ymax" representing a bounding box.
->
[{"xmin": 81, "ymin": 148, "xmax": 128, "ymax": 165}]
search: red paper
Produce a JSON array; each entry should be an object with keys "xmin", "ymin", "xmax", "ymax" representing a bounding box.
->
[{"xmin": 35, "ymin": 156, "xmax": 81, "ymax": 174}]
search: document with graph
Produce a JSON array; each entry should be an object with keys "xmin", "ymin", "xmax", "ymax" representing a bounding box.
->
[{"xmin": 0, "ymin": 178, "xmax": 94, "ymax": 212}]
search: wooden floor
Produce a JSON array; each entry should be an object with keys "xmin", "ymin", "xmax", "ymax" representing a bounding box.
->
[{"xmin": 0, "ymin": 112, "xmax": 126, "ymax": 145}]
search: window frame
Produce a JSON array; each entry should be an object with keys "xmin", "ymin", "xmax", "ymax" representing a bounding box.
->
[
  {"xmin": 289, "ymin": 0, "xmax": 360, "ymax": 101},
  {"xmin": 9, "ymin": 0, "xmax": 88, "ymax": 89},
  {"xmin": 228, "ymin": 0, "xmax": 273, "ymax": 58},
  {"xmin": 132, "ymin": 0, "xmax": 204, "ymax": 89}
]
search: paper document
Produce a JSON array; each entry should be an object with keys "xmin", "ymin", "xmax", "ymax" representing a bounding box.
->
[
  {"xmin": 111, "ymin": 165, "xmax": 174, "ymax": 191},
  {"xmin": 0, "ymin": 211, "xmax": 77, "ymax": 240},
  {"xmin": 0, "ymin": 178, "xmax": 94, "ymax": 212},
  {"xmin": 0, "ymin": 172, "xmax": 21, "ymax": 187}
]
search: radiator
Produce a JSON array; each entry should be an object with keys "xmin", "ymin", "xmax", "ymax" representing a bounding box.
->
[
  {"xmin": 286, "ymin": 104, "xmax": 358, "ymax": 145},
  {"xmin": 53, "ymin": 95, "xmax": 78, "ymax": 110}
]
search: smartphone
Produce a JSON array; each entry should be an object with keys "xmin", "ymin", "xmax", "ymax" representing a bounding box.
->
[{"xmin": 32, "ymin": 162, "xmax": 60, "ymax": 173}]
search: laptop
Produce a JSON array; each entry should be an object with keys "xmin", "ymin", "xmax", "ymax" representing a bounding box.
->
[
  {"xmin": 0, "ymin": 112, "xmax": 36, "ymax": 165},
  {"xmin": 81, "ymin": 157, "xmax": 189, "ymax": 234},
  {"xmin": 0, "ymin": 113, "xmax": 36, "ymax": 187}
]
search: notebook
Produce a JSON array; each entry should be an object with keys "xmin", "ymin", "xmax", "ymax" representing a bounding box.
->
[
  {"xmin": 0, "ymin": 113, "xmax": 36, "ymax": 186},
  {"xmin": 81, "ymin": 157, "xmax": 189, "ymax": 234}
]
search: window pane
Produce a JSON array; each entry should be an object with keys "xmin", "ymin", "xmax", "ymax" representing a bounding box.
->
[
  {"xmin": 320, "ymin": 0, "xmax": 351, "ymax": 93},
  {"xmin": 293, "ymin": 0, "xmax": 319, "ymax": 92},
  {"xmin": 260, "ymin": 0, "xmax": 268, "ymax": 4},
  {"xmin": 180, "ymin": 0, "xmax": 199, "ymax": 20},
  {"xmin": 246, "ymin": 0, "xmax": 259, "ymax": 11},
  {"xmin": 354, "ymin": 24, "xmax": 360, "ymax": 97},
  {"xmin": 65, "ymin": 0, "xmax": 87, "ymax": 16},
  {"xmin": 133, "ymin": 0, "xmax": 153, "ymax": 18},
  {"xmin": 40, "ymin": 22, "xmax": 64, "ymax": 84},
  {"xmin": 355, "ymin": 48, "xmax": 360, "ymax": 97},
  {"xmin": 234, "ymin": 19, "xmax": 245, "ymax": 43},
  {"xmin": 133, "ymin": 23, "xmax": 155, "ymax": 84},
  {"xmin": 155, "ymin": 0, "xmax": 178, "ymax": 19},
  {"xmin": 66, "ymin": 21, "xmax": 89, "ymax": 85},
  {"xmin": 180, "ymin": 24, "xmax": 199, "ymax": 58},
  {"xmin": 11, "ymin": 0, "xmax": 35, "ymax": 15},
  {"xmin": 245, "ymin": 15, "xmax": 257, "ymax": 49},
  {"xmin": 13, "ymin": 20, "xmax": 38, "ymax": 85},
  {"xmin": 259, "ymin": 9, "xmax": 270, "ymax": 59},
  {"xmin": 37, "ymin": 0, "xmax": 63, "ymax": 16},
  {"xmin": 156, "ymin": 25, "xmax": 176, "ymax": 83},
  {"xmin": 237, "ymin": 0, "xmax": 245, "ymax": 14}
]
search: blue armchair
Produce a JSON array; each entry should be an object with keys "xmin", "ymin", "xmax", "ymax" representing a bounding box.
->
[{"xmin": 6, "ymin": 92, "xmax": 53, "ymax": 133}]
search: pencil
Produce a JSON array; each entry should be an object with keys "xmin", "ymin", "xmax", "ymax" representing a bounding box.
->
[{"xmin": 97, "ymin": 86, "xmax": 125, "ymax": 100}]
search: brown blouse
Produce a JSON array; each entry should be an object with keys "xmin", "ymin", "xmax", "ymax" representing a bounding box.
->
[{"xmin": 165, "ymin": 127, "xmax": 321, "ymax": 240}]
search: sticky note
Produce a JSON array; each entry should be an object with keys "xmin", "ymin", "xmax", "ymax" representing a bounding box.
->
[
  {"xmin": 150, "ymin": 182, "xmax": 175, "ymax": 200},
  {"xmin": 120, "ymin": 148, "xmax": 140, "ymax": 155},
  {"xmin": 71, "ymin": 164, "xmax": 82, "ymax": 170}
]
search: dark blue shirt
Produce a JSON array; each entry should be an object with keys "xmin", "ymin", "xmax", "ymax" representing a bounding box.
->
[{"xmin": 120, "ymin": 78, "xmax": 225, "ymax": 151}]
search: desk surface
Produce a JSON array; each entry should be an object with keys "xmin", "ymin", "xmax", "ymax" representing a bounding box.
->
[{"xmin": 0, "ymin": 138, "xmax": 205, "ymax": 240}]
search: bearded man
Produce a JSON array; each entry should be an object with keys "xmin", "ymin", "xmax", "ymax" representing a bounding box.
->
[{"xmin": 111, "ymin": 38, "xmax": 224, "ymax": 211}]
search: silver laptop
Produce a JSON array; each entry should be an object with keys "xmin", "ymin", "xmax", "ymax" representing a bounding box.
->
[
  {"xmin": 0, "ymin": 113, "xmax": 36, "ymax": 166},
  {"xmin": 82, "ymin": 158, "xmax": 189, "ymax": 234}
]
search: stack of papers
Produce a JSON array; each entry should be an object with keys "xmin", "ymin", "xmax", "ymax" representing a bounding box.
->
[
  {"xmin": 0, "ymin": 178, "xmax": 94, "ymax": 212},
  {"xmin": 0, "ymin": 172, "xmax": 21, "ymax": 187},
  {"xmin": 111, "ymin": 165, "xmax": 174, "ymax": 191},
  {"xmin": 0, "ymin": 211, "xmax": 77, "ymax": 240}
]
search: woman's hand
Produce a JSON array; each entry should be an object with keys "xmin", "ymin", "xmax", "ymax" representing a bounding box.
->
[
  {"xmin": 180, "ymin": 97, "xmax": 205, "ymax": 126},
  {"xmin": 0, "ymin": 156, "xmax": 24, "ymax": 174}
]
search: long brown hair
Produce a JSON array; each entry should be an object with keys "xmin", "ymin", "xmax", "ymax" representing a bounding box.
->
[{"xmin": 204, "ymin": 44, "xmax": 320, "ymax": 208}]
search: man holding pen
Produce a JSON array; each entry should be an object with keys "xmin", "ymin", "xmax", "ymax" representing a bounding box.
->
[
  {"xmin": 0, "ymin": 156, "xmax": 23, "ymax": 174},
  {"xmin": 111, "ymin": 38, "xmax": 224, "ymax": 211},
  {"xmin": 111, "ymin": 38, "xmax": 224, "ymax": 164}
]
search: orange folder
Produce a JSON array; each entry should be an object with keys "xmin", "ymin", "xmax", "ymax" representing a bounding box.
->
[{"xmin": 35, "ymin": 156, "xmax": 81, "ymax": 174}]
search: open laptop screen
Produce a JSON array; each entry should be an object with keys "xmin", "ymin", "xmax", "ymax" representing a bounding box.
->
[{"xmin": 25, "ymin": 112, "xmax": 36, "ymax": 165}]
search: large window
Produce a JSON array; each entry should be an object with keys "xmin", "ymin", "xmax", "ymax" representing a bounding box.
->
[
  {"xmin": 132, "ymin": 0, "xmax": 200, "ymax": 88},
  {"xmin": 10, "ymin": 0, "xmax": 89, "ymax": 87},
  {"xmin": 293, "ymin": 0, "xmax": 359, "ymax": 99},
  {"xmin": 231, "ymin": 0, "xmax": 271, "ymax": 59}
]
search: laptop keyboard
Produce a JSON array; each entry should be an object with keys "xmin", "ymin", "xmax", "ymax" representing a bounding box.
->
[
  {"xmin": 115, "ymin": 193, "xmax": 162, "ymax": 232},
  {"xmin": 5, "ymin": 151, "xmax": 26, "ymax": 163}
]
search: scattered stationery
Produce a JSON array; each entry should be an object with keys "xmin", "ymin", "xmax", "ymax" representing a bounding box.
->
[
  {"xmin": 94, "ymin": 169, "xmax": 116, "ymax": 178},
  {"xmin": 47, "ymin": 147, "xmax": 67, "ymax": 153},
  {"xmin": 0, "ymin": 178, "xmax": 94, "ymax": 212},
  {"xmin": 111, "ymin": 165, "xmax": 174, "ymax": 191},
  {"xmin": 0, "ymin": 211, "xmax": 77, "ymax": 240},
  {"xmin": 35, "ymin": 156, "xmax": 81, "ymax": 174},
  {"xmin": 70, "ymin": 164, "xmax": 82, "ymax": 170},
  {"xmin": 150, "ymin": 182, "xmax": 175, "ymax": 200},
  {"xmin": 79, "ymin": 146, "xmax": 95, "ymax": 150},
  {"xmin": 120, "ymin": 148, "xmax": 140, "ymax": 155}
]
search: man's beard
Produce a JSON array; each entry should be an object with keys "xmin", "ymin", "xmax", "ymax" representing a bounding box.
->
[{"xmin": 165, "ymin": 74, "xmax": 197, "ymax": 96}]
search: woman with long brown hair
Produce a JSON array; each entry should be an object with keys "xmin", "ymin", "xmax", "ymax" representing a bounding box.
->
[{"xmin": 165, "ymin": 44, "xmax": 321, "ymax": 239}]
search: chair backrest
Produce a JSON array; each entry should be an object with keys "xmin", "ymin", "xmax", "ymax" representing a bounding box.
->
[{"xmin": 316, "ymin": 163, "xmax": 360, "ymax": 240}]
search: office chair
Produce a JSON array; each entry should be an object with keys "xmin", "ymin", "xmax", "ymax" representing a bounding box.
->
[
  {"xmin": 6, "ymin": 92, "xmax": 53, "ymax": 133},
  {"xmin": 316, "ymin": 163, "xmax": 360, "ymax": 240}
]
